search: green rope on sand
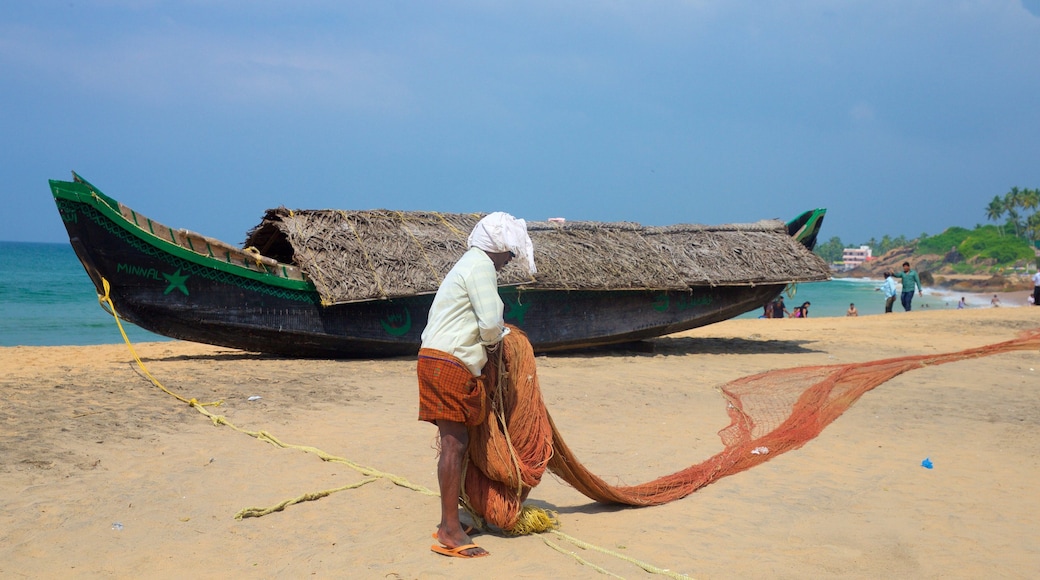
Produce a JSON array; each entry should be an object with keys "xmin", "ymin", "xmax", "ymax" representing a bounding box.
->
[
  {"xmin": 506, "ymin": 505, "xmax": 560, "ymax": 536},
  {"xmin": 540, "ymin": 537, "xmax": 623, "ymax": 579},
  {"xmin": 235, "ymin": 478, "xmax": 379, "ymax": 519},
  {"xmin": 548, "ymin": 530, "xmax": 694, "ymax": 580},
  {"xmin": 201, "ymin": 412, "xmax": 437, "ymax": 497}
]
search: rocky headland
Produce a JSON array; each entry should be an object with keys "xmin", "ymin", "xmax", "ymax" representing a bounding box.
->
[{"xmin": 844, "ymin": 246, "xmax": 1036, "ymax": 293}]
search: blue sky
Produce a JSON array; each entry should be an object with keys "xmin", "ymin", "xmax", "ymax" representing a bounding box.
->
[{"xmin": 3, "ymin": 1, "xmax": 1040, "ymax": 246}]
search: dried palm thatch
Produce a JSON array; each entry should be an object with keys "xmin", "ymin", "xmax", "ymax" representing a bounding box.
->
[{"xmin": 244, "ymin": 209, "xmax": 831, "ymax": 305}]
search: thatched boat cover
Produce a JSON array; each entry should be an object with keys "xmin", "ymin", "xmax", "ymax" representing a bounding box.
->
[{"xmin": 244, "ymin": 209, "xmax": 831, "ymax": 305}]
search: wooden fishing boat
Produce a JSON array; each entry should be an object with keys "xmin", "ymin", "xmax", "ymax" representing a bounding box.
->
[{"xmin": 50, "ymin": 173, "xmax": 829, "ymax": 357}]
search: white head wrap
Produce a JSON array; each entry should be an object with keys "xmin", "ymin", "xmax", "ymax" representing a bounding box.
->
[{"xmin": 467, "ymin": 212, "xmax": 537, "ymax": 274}]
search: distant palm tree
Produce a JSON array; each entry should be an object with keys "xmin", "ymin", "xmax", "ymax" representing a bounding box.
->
[
  {"xmin": 1004, "ymin": 187, "xmax": 1024, "ymax": 238},
  {"xmin": 1027, "ymin": 211, "xmax": 1040, "ymax": 244},
  {"xmin": 1023, "ymin": 188, "xmax": 1040, "ymax": 213},
  {"xmin": 985, "ymin": 195, "xmax": 1006, "ymax": 236},
  {"xmin": 1024, "ymin": 188, "xmax": 1040, "ymax": 242}
]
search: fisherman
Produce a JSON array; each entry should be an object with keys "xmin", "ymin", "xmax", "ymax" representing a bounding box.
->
[{"xmin": 417, "ymin": 212, "xmax": 536, "ymax": 559}]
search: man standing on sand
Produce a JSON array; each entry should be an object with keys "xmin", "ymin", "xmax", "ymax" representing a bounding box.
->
[
  {"xmin": 877, "ymin": 271, "xmax": 898, "ymax": 313},
  {"xmin": 1033, "ymin": 270, "xmax": 1040, "ymax": 306},
  {"xmin": 892, "ymin": 261, "xmax": 923, "ymax": 311},
  {"xmin": 417, "ymin": 212, "xmax": 535, "ymax": 559}
]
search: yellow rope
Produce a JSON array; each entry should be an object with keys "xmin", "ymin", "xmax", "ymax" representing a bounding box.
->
[
  {"xmin": 548, "ymin": 530, "xmax": 695, "ymax": 579},
  {"xmin": 540, "ymin": 536, "xmax": 623, "ymax": 578},
  {"xmin": 508, "ymin": 505, "xmax": 559, "ymax": 536},
  {"xmin": 235, "ymin": 478, "xmax": 379, "ymax": 519},
  {"xmin": 241, "ymin": 246, "xmax": 266, "ymax": 269},
  {"xmin": 433, "ymin": 211, "xmax": 470, "ymax": 239},
  {"xmin": 97, "ymin": 278, "xmax": 221, "ymax": 407},
  {"xmin": 99, "ymin": 276, "xmax": 690, "ymax": 578},
  {"xmin": 98, "ymin": 276, "xmax": 436, "ymax": 496}
]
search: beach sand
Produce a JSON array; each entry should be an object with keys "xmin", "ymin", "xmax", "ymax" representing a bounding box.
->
[{"xmin": 2, "ymin": 306, "xmax": 1038, "ymax": 579}]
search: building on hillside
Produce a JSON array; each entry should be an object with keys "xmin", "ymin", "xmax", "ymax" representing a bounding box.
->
[{"xmin": 841, "ymin": 245, "xmax": 873, "ymax": 271}]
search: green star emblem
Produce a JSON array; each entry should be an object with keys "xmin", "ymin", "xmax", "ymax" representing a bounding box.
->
[
  {"xmin": 504, "ymin": 298, "xmax": 530, "ymax": 325},
  {"xmin": 162, "ymin": 269, "xmax": 190, "ymax": 296}
]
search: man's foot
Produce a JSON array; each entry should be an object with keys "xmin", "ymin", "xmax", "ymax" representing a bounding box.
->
[
  {"xmin": 433, "ymin": 527, "xmax": 488, "ymax": 558},
  {"xmin": 431, "ymin": 542, "xmax": 489, "ymax": 558}
]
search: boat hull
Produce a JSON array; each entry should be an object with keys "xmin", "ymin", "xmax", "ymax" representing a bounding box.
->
[{"xmin": 53, "ymin": 185, "xmax": 806, "ymax": 358}]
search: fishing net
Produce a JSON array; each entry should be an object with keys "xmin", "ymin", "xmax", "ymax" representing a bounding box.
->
[{"xmin": 461, "ymin": 326, "xmax": 1040, "ymax": 531}]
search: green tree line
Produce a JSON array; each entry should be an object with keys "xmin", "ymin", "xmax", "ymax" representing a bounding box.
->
[{"xmin": 814, "ymin": 186, "xmax": 1040, "ymax": 268}]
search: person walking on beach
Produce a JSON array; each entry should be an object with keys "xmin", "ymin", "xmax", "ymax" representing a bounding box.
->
[
  {"xmin": 892, "ymin": 262, "xmax": 923, "ymax": 311},
  {"xmin": 417, "ymin": 212, "xmax": 535, "ymax": 559},
  {"xmin": 957, "ymin": 296, "xmax": 966, "ymax": 309},
  {"xmin": 770, "ymin": 296, "xmax": 790, "ymax": 319},
  {"xmin": 878, "ymin": 271, "xmax": 898, "ymax": 313},
  {"xmin": 991, "ymin": 294, "xmax": 1001, "ymax": 308},
  {"xmin": 1033, "ymin": 270, "xmax": 1040, "ymax": 306}
]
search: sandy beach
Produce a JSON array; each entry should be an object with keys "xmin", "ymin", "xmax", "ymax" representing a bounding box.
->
[{"xmin": 2, "ymin": 306, "xmax": 1038, "ymax": 579}]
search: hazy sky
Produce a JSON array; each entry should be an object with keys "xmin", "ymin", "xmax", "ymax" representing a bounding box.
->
[{"xmin": 4, "ymin": 1, "xmax": 1040, "ymax": 246}]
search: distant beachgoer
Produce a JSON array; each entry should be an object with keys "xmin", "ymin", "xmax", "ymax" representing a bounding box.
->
[
  {"xmin": 991, "ymin": 294, "xmax": 1001, "ymax": 308},
  {"xmin": 891, "ymin": 262, "xmax": 923, "ymax": 311},
  {"xmin": 771, "ymin": 297, "xmax": 790, "ymax": 319},
  {"xmin": 1033, "ymin": 271, "xmax": 1040, "ymax": 306},
  {"xmin": 878, "ymin": 271, "xmax": 898, "ymax": 313},
  {"xmin": 790, "ymin": 301, "xmax": 811, "ymax": 318},
  {"xmin": 846, "ymin": 303, "xmax": 858, "ymax": 317},
  {"xmin": 957, "ymin": 297, "xmax": 966, "ymax": 309}
]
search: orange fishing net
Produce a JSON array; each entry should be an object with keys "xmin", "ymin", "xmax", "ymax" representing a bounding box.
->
[{"xmin": 461, "ymin": 326, "xmax": 1040, "ymax": 532}]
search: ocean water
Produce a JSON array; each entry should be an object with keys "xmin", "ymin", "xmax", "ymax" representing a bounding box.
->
[
  {"xmin": 0, "ymin": 241, "xmax": 1010, "ymax": 347},
  {"xmin": 0, "ymin": 241, "xmax": 170, "ymax": 347},
  {"xmin": 735, "ymin": 276, "xmax": 994, "ymax": 320}
]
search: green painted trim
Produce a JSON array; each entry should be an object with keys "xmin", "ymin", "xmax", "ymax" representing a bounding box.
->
[
  {"xmin": 787, "ymin": 208, "xmax": 826, "ymax": 244},
  {"xmin": 49, "ymin": 179, "xmax": 316, "ymax": 294}
]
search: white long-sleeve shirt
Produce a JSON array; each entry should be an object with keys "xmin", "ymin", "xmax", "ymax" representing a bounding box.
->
[
  {"xmin": 420, "ymin": 247, "xmax": 508, "ymax": 375},
  {"xmin": 880, "ymin": 276, "xmax": 898, "ymax": 298}
]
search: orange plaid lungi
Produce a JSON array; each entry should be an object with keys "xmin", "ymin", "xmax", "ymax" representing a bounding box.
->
[{"xmin": 417, "ymin": 348, "xmax": 487, "ymax": 426}]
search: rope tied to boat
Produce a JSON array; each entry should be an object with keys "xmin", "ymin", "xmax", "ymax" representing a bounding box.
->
[
  {"xmin": 241, "ymin": 246, "xmax": 266, "ymax": 268},
  {"xmin": 97, "ymin": 277, "xmax": 221, "ymax": 407}
]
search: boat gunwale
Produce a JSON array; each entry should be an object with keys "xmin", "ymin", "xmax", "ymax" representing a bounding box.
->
[{"xmin": 50, "ymin": 179, "xmax": 318, "ymax": 294}]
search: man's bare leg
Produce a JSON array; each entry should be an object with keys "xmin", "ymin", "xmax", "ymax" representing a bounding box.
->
[{"xmin": 433, "ymin": 419, "xmax": 488, "ymax": 557}]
